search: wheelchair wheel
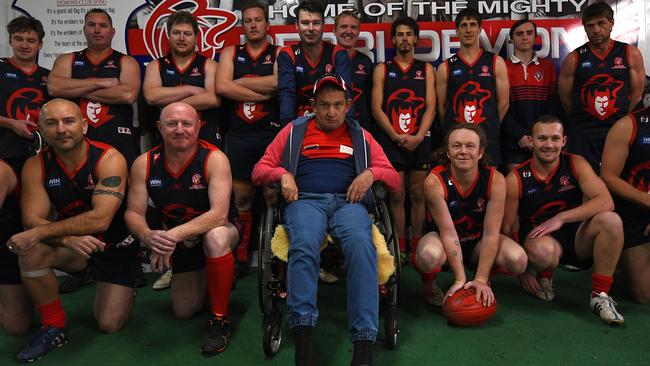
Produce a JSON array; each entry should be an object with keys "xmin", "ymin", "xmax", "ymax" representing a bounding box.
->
[
  {"xmin": 262, "ymin": 309, "xmax": 282, "ymax": 357},
  {"xmin": 258, "ymin": 205, "xmax": 276, "ymax": 312},
  {"xmin": 377, "ymin": 198, "xmax": 401, "ymax": 305},
  {"xmin": 384, "ymin": 305, "xmax": 399, "ymax": 350}
]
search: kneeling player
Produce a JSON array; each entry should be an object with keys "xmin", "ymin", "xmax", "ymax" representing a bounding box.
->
[
  {"xmin": 503, "ymin": 115, "xmax": 624, "ymax": 324},
  {"xmin": 125, "ymin": 102, "xmax": 239, "ymax": 355},
  {"xmin": 7, "ymin": 99, "xmax": 138, "ymax": 362},
  {"xmin": 601, "ymin": 106, "xmax": 650, "ymax": 303},
  {"xmin": 414, "ymin": 124, "xmax": 527, "ymax": 307}
]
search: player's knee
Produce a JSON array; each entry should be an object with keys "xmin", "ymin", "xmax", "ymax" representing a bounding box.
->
[
  {"xmin": 408, "ymin": 186, "xmax": 424, "ymax": 205},
  {"xmin": 204, "ymin": 228, "xmax": 234, "ymax": 255},
  {"xmin": 594, "ymin": 211, "xmax": 623, "ymax": 236},
  {"xmin": 17, "ymin": 246, "xmax": 49, "ymax": 270},
  {"xmin": 234, "ymin": 191, "xmax": 254, "ymax": 209},
  {"xmin": 389, "ymin": 190, "xmax": 406, "ymax": 206},
  {"xmin": 173, "ymin": 303, "xmax": 200, "ymax": 320},
  {"xmin": 525, "ymin": 242, "xmax": 555, "ymax": 266},
  {"xmin": 96, "ymin": 316, "xmax": 126, "ymax": 334},
  {"xmin": 507, "ymin": 249, "xmax": 528, "ymax": 275},
  {"xmin": 417, "ymin": 244, "xmax": 444, "ymax": 271}
]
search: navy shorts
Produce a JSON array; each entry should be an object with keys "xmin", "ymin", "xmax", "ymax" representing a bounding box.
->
[
  {"xmin": 89, "ymin": 237, "xmax": 140, "ymax": 288},
  {"xmin": 522, "ymin": 222, "xmax": 587, "ymax": 267},
  {"xmin": 378, "ymin": 132, "xmax": 432, "ymax": 172},
  {"xmin": 567, "ymin": 131, "xmax": 607, "ymax": 173},
  {"xmin": 226, "ymin": 133, "xmax": 275, "ymax": 181},
  {"xmin": 0, "ymin": 247, "xmax": 21, "ymax": 285},
  {"xmin": 617, "ymin": 206, "xmax": 650, "ymax": 249}
]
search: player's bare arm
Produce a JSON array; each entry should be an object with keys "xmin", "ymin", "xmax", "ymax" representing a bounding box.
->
[
  {"xmin": 47, "ymin": 53, "xmax": 118, "ymax": 98},
  {"xmin": 143, "ymin": 60, "xmax": 203, "ymax": 107},
  {"xmin": 402, "ymin": 63, "xmax": 436, "ymax": 151},
  {"xmin": 84, "ymin": 55, "xmax": 140, "ymax": 105},
  {"xmin": 372, "ymin": 63, "xmax": 401, "ymax": 143},
  {"xmin": 557, "ymin": 50, "xmax": 576, "ymax": 115},
  {"xmin": 215, "ymin": 45, "xmax": 268, "ymax": 102},
  {"xmin": 232, "ymin": 47, "xmax": 279, "ymax": 95},
  {"xmin": 181, "ymin": 58, "xmax": 220, "ymax": 110},
  {"xmin": 502, "ymin": 171, "xmax": 521, "ymax": 239},
  {"xmin": 627, "ymin": 46, "xmax": 646, "ymax": 111},
  {"xmin": 435, "ymin": 61, "xmax": 449, "ymax": 122},
  {"xmin": 494, "ymin": 56, "xmax": 509, "ymax": 121}
]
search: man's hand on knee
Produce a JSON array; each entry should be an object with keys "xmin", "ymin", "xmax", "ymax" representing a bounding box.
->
[
  {"xmin": 63, "ymin": 235, "xmax": 106, "ymax": 259},
  {"xmin": 144, "ymin": 229, "xmax": 178, "ymax": 255}
]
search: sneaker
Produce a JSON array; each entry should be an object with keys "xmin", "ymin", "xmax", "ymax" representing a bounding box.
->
[
  {"xmin": 590, "ymin": 292, "xmax": 624, "ymax": 325},
  {"xmin": 152, "ymin": 269, "xmax": 172, "ymax": 290},
  {"xmin": 16, "ymin": 326, "xmax": 67, "ymax": 363},
  {"xmin": 59, "ymin": 270, "xmax": 93, "ymax": 294},
  {"xmin": 423, "ymin": 279, "xmax": 444, "ymax": 306},
  {"xmin": 201, "ymin": 314, "xmax": 232, "ymax": 355},
  {"xmin": 535, "ymin": 277, "xmax": 556, "ymax": 302},
  {"xmin": 318, "ymin": 268, "xmax": 339, "ymax": 284},
  {"xmin": 135, "ymin": 267, "xmax": 147, "ymax": 288},
  {"xmin": 519, "ymin": 270, "xmax": 555, "ymax": 302}
]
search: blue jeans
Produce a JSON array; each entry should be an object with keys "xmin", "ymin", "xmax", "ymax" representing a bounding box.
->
[{"xmin": 284, "ymin": 192, "xmax": 378, "ymax": 342}]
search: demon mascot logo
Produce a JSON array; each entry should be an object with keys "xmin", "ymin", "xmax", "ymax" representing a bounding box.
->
[
  {"xmin": 451, "ymin": 81, "xmax": 492, "ymax": 125},
  {"xmin": 386, "ymin": 89, "xmax": 424, "ymax": 134},
  {"xmin": 581, "ymin": 74, "xmax": 625, "ymax": 121}
]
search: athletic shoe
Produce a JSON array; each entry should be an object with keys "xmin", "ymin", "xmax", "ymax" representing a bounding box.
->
[
  {"xmin": 152, "ymin": 269, "xmax": 172, "ymax": 290},
  {"xmin": 58, "ymin": 270, "xmax": 93, "ymax": 294},
  {"xmin": 318, "ymin": 268, "xmax": 339, "ymax": 284},
  {"xmin": 16, "ymin": 326, "xmax": 67, "ymax": 363},
  {"xmin": 590, "ymin": 292, "xmax": 624, "ymax": 325},
  {"xmin": 423, "ymin": 279, "xmax": 444, "ymax": 306},
  {"xmin": 535, "ymin": 277, "xmax": 556, "ymax": 302},
  {"xmin": 201, "ymin": 314, "xmax": 232, "ymax": 355}
]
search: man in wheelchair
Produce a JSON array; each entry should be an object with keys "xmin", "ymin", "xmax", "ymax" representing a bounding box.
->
[{"xmin": 252, "ymin": 74, "xmax": 400, "ymax": 366}]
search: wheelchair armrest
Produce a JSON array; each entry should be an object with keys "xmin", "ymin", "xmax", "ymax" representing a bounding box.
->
[{"xmin": 371, "ymin": 182, "xmax": 388, "ymax": 202}]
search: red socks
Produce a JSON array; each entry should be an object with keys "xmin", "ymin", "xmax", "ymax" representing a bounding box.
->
[
  {"xmin": 206, "ymin": 253, "xmax": 235, "ymax": 316},
  {"xmin": 398, "ymin": 237, "xmax": 407, "ymax": 253},
  {"xmin": 420, "ymin": 267, "xmax": 442, "ymax": 284},
  {"xmin": 539, "ymin": 270, "xmax": 553, "ymax": 280},
  {"xmin": 591, "ymin": 272, "xmax": 613, "ymax": 297},
  {"xmin": 38, "ymin": 298, "xmax": 66, "ymax": 329},
  {"xmin": 235, "ymin": 211, "xmax": 253, "ymax": 263}
]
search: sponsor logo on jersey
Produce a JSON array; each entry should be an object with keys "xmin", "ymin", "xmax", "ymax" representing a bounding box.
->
[
  {"xmin": 47, "ymin": 177, "xmax": 62, "ymax": 187},
  {"xmin": 189, "ymin": 67, "xmax": 201, "ymax": 77},
  {"xmin": 105, "ymin": 60, "xmax": 117, "ymax": 69},
  {"xmin": 296, "ymin": 65, "xmax": 304, "ymax": 73},
  {"xmin": 641, "ymin": 116, "xmax": 649, "ymax": 123},
  {"xmin": 165, "ymin": 69, "xmax": 175, "ymax": 75},
  {"xmin": 581, "ymin": 61, "xmax": 592, "ymax": 68},
  {"xmin": 5, "ymin": 72, "xmax": 18, "ymax": 79},
  {"xmin": 612, "ymin": 57, "xmax": 626, "ymax": 69},
  {"xmin": 190, "ymin": 174, "xmax": 205, "ymax": 189},
  {"xmin": 263, "ymin": 55, "xmax": 273, "ymax": 65},
  {"xmin": 522, "ymin": 170, "xmax": 532, "ymax": 178},
  {"xmin": 237, "ymin": 56, "xmax": 246, "ymax": 63},
  {"xmin": 118, "ymin": 127, "xmax": 132, "ymax": 135},
  {"xmin": 527, "ymin": 188, "xmax": 537, "ymax": 196},
  {"xmin": 642, "ymin": 137, "xmax": 650, "ymax": 144},
  {"xmin": 414, "ymin": 70, "xmax": 425, "ymax": 80},
  {"xmin": 558, "ymin": 175, "xmax": 576, "ymax": 192},
  {"xmin": 74, "ymin": 61, "xmax": 85, "ymax": 67},
  {"xmin": 149, "ymin": 178, "xmax": 162, "ymax": 187},
  {"xmin": 452, "ymin": 69, "xmax": 462, "ymax": 76},
  {"xmin": 388, "ymin": 71, "xmax": 397, "ymax": 79}
]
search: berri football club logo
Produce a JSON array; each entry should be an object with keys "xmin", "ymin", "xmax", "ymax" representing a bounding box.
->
[
  {"xmin": 581, "ymin": 74, "xmax": 625, "ymax": 121},
  {"xmin": 451, "ymin": 81, "xmax": 492, "ymax": 125},
  {"xmin": 386, "ymin": 89, "xmax": 425, "ymax": 134}
]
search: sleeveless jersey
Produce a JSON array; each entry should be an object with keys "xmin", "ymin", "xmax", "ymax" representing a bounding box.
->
[
  {"xmin": 382, "ymin": 59, "xmax": 427, "ymax": 136},
  {"xmin": 158, "ymin": 53, "xmax": 221, "ymax": 144},
  {"xmin": 513, "ymin": 153, "xmax": 583, "ymax": 238},
  {"xmin": 349, "ymin": 51, "xmax": 373, "ymax": 131},
  {"xmin": 570, "ymin": 41, "xmax": 631, "ymax": 134},
  {"xmin": 0, "ymin": 58, "xmax": 49, "ymax": 159},
  {"xmin": 281, "ymin": 42, "xmax": 341, "ymax": 118},
  {"xmin": 428, "ymin": 164, "xmax": 494, "ymax": 244},
  {"xmin": 617, "ymin": 106, "xmax": 650, "ymax": 214},
  {"xmin": 39, "ymin": 139, "xmax": 130, "ymax": 244},
  {"xmin": 229, "ymin": 43, "xmax": 280, "ymax": 135},
  {"xmin": 71, "ymin": 49, "xmax": 135, "ymax": 152},
  {"xmin": 146, "ymin": 140, "xmax": 236, "ymax": 228},
  {"xmin": 0, "ymin": 159, "xmax": 21, "ymax": 245},
  {"xmin": 443, "ymin": 50, "xmax": 500, "ymax": 145}
]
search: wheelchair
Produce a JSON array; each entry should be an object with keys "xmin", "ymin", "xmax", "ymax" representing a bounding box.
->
[{"xmin": 257, "ymin": 184, "xmax": 401, "ymax": 357}]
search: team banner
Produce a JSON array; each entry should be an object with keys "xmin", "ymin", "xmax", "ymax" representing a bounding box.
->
[{"xmin": 10, "ymin": 0, "xmax": 646, "ymax": 73}]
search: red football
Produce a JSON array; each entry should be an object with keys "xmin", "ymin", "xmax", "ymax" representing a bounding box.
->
[{"xmin": 442, "ymin": 287, "xmax": 497, "ymax": 326}]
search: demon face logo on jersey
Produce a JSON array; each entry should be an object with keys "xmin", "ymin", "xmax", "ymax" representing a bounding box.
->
[
  {"xmin": 581, "ymin": 74, "xmax": 625, "ymax": 121},
  {"xmin": 387, "ymin": 89, "xmax": 424, "ymax": 134},
  {"xmin": 236, "ymin": 101, "xmax": 269, "ymax": 124},
  {"xmin": 452, "ymin": 81, "xmax": 491, "ymax": 125},
  {"xmin": 161, "ymin": 203, "xmax": 204, "ymax": 227},
  {"xmin": 6, "ymin": 87, "xmax": 46, "ymax": 122},
  {"xmin": 80, "ymin": 99, "xmax": 114, "ymax": 127}
]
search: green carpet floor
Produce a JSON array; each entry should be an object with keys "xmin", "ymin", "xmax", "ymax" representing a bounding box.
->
[{"xmin": 1, "ymin": 267, "xmax": 648, "ymax": 365}]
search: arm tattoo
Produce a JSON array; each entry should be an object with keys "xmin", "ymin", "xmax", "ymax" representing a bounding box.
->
[
  {"xmin": 454, "ymin": 240, "xmax": 460, "ymax": 246},
  {"xmin": 93, "ymin": 189, "xmax": 124, "ymax": 200},
  {"xmin": 100, "ymin": 176, "xmax": 122, "ymax": 187},
  {"xmin": 451, "ymin": 250, "xmax": 457, "ymax": 257}
]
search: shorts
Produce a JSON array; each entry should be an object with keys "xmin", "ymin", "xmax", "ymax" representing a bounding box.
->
[
  {"xmin": 617, "ymin": 206, "xmax": 650, "ymax": 249},
  {"xmin": 485, "ymin": 139, "xmax": 502, "ymax": 166},
  {"xmin": 199, "ymin": 122, "xmax": 224, "ymax": 150},
  {"xmin": 0, "ymin": 247, "xmax": 21, "ymax": 285},
  {"xmin": 88, "ymin": 238, "xmax": 140, "ymax": 287},
  {"xmin": 567, "ymin": 131, "xmax": 608, "ymax": 173},
  {"xmin": 501, "ymin": 145, "xmax": 531, "ymax": 166},
  {"xmin": 522, "ymin": 222, "xmax": 588, "ymax": 267},
  {"xmin": 226, "ymin": 133, "xmax": 276, "ymax": 181},
  {"xmin": 421, "ymin": 219, "xmax": 481, "ymax": 268},
  {"xmin": 378, "ymin": 133, "xmax": 432, "ymax": 172}
]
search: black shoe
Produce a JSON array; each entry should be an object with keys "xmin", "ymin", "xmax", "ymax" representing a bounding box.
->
[
  {"xmin": 201, "ymin": 314, "xmax": 232, "ymax": 356},
  {"xmin": 59, "ymin": 270, "xmax": 93, "ymax": 294},
  {"xmin": 135, "ymin": 267, "xmax": 146, "ymax": 288},
  {"xmin": 351, "ymin": 340, "xmax": 374, "ymax": 366},
  {"xmin": 292, "ymin": 325, "xmax": 315, "ymax": 366}
]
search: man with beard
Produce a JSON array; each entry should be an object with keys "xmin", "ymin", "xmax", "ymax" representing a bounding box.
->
[{"xmin": 372, "ymin": 16, "xmax": 436, "ymax": 265}]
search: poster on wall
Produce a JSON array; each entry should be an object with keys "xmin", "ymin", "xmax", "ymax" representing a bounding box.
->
[{"xmin": 9, "ymin": 0, "xmax": 647, "ymax": 74}]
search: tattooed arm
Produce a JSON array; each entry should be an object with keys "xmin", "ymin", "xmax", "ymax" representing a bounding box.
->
[{"xmin": 8, "ymin": 148, "xmax": 128, "ymax": 254}]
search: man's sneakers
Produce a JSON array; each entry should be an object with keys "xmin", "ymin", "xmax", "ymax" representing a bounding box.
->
[
  {"xmin": 58, "ymin": 270, "xmax": 93, "ymax": 294},
  {"xmin": 423, "ymin": 279, "xmax": 444, "ymax": 306},
  {"xmin": 201, "ymin": 314, "xmax": 232, "ymax": 356},
  {"xmin": 318, "ymin": 268, "xmax": 339, "ymax": 284},
  {"xmin": 590, "ymin": 292, "xmax": 624, "ymax": 325},
  {"xmin": 16, "ymin": 326, "xmax": 67, "ymax": 363},
  {"xmin": 519, "ymin": 270, "xmax": 555, "ymax": 302},
  {"xmin": 152, "ymin": 269, "xmax": 172, "ymax": 290}
]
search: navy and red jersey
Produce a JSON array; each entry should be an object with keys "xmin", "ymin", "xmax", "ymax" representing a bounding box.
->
[
  {"xmin": 71, "ymin": 49, "xmax": 135, "ymax": 152},
  {"xmin": 442, "ymin": 50, "xmax": 500, "ymax": 146},
  {"xmin": 349, "ymin": 50, "xmax": 374, "ymax": 131},
  {"xmin": 277, "ymin": 42, "xmax": 351, "ymax": 124},
  {"xmin": 570, "ymin": 40, "xmax": 631, "ymax": 134},
  {"xmin": 616, "ymin": 106, "xmax": 650, "ymax": 214},
  {"xmin": 426, "ymin": 164, "xmax": 494, "ymax": 244},
  {"xmin": 502, "ymin": 54, "xmax": 558, "ymax": 148},
  {"xmin": 381, "ymin": 58, "xmax": 427, "ymax": 136},
  {"xmin": 296, "ymin": 119, "xmax": 356, "ymax": 194},
  {"xmin": 228, "ymin": 43, "xmax": 280, "ymax": 135},
  {"xmin": 39, "ymin": 139, "xmax": 130, "ymax": 244},
  {"xmin": 158, "ymin": 53, "xmax": 221, "ymax": 145},
  {"xmin": 146, "ymin": 140, "xmax": 236, "ymax": 228},
  {"xmin": 513, "ymin": 153, "xmax": 583, "ymax": 239},
  {"xmin": 0, "ymin": 58, "xmax": 49, "ymax": 159},
  {"xmin": 0, "ymin": 159, "xmax": 22, "ymax": 246}
]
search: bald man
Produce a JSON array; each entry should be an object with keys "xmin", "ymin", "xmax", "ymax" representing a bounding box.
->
[
  {"xmin": 7, "ymin": 99, "xmax": 137, "ymax": 363},
  {"xmin": 125, "ymin": 102, "xmax": 239, "ymax": 356}
]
